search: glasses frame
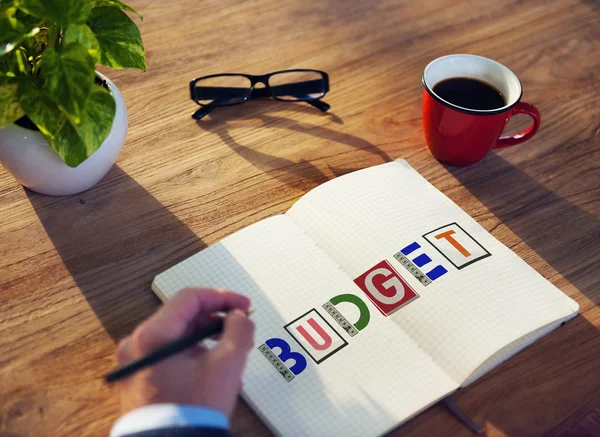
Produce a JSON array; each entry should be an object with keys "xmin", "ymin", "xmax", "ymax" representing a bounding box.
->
[{"xmin": 189, "ymin": 69, "xmax": 330, "ymax": 119}]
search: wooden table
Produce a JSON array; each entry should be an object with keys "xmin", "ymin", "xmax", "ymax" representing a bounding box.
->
[{"xmin": 2, "ymin": 0, "xmax": 599, "ymax": 435}]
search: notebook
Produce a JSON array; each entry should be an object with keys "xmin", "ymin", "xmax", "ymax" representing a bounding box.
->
[{"xmin": 152, "ymin": 160, "xmax": 579, "ymax": 437}]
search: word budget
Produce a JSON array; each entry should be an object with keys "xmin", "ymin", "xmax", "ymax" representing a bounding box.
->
[{"xmin": 258, "ymin": 222, "xmax": 490, "ymax": 381}]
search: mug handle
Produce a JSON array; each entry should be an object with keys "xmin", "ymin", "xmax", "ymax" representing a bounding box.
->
[{"xmin": 493, "ymin": 102, "xmax": 541, "ymax": 149}]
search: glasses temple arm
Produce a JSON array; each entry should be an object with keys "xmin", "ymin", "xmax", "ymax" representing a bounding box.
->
[
  {"xmin": 306, "ymin": 99, "xmax": 330, "ymax": 112},
  {"xmin": 192, "ymin": 105, "xmax": 215, "ymax": 120}
]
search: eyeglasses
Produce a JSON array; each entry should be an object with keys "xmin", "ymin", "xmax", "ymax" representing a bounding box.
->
[{"xmin": 189, "ymin": 69, "xmax": 330, "ymax": 120}]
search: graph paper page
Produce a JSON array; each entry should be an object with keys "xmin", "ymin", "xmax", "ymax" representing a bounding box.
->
[
  {"xmin": 287, "ymin": 160, "xmax": 578, "ymax": 385},
  {"xmin": 153, "ymin": 215, "xmax": 457, "ymax": 437}
]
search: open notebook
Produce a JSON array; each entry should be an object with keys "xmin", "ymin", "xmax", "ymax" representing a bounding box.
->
[{"xmin": 152, "ymin": 160, "xmax": 578, "ymax": 437}]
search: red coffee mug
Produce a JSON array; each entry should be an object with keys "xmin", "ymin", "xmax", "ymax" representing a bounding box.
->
[{"xmin": 422, "ymin": 54, "xmax": 541, "ymax": 166}]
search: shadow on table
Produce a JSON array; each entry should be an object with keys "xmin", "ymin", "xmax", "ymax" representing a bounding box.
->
[
  {"xmin": 26, "ymin": 165, "xmax": 207, "ymax": 341},
  {"xmin": 445, "ymin": 152, "xmax": 600, "ymax": 435},
  {"xmin": 581, "ymin": 0, "xmax": 600, "ymax": 13},
  {"xmin": 195, "ymin": 100, "xmax": 392, "ymax": 191},
  {"xmin": 25, "ymin": 163, "xmax": 395, "ymax": 434},
  {"xmin": 399, "ymin": 154, "xmax": 600, "ymax": 436},
  {"xmin": 447, "ymin": 152, "xmax": 599, "ymax": 305}
]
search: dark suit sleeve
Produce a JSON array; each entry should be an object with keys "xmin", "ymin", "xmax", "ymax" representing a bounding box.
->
[{"xmin": 120, "ymin": 427, "xmax": 231, "ymax": 437}]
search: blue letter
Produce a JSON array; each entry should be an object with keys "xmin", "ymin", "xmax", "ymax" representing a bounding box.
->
[{"xmin": 266, "ymin": 338, "xmax": 307, "ymax": 375}]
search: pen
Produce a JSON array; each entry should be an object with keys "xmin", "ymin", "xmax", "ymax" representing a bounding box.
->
[{"xmin": 105, "ymin": 310, "xmax": 252, "ymax": 383}]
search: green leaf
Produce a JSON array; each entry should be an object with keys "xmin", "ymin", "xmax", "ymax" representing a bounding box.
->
[
  {"xmin": 14, "ymin": 7, "xmax": 44, "ymax": 29},
  {"xmin": 63, "ymin": 23, "xmax": 100, "ymax": 63},
  {"xmin": 40, "ymin": 44, "xmax": 95, "ymax": 124},
  {"xmin": 90, "ymin": 0, "xmax": 142, "ymax": 20},
  {"xmin": 0, "ymin": 10, "xmax": 39, "ymax": 55},
  {"xmin": 16, "ymin": 0, "xmax": 91, "ymax": 27},
  {"xmin": 0, "ymin": 46, "xmax": 29, "ymax": 75},
  {"xmin": 88, "ymin": 7, "xmax": 146, "ymax": 71},
  {"xmin": 74, "ymin": 84, "xmax": 116, "ymax": 156},
  {"xmin": 18, "ymin": 80, "xmax": 67, "ymax": 139},
  {"xmin": 18, "ymin": 81, "xmax": 116, "ymax": 167},
  {"xmin": 0, "ymin": 2, "xmax": 17, "ymax": 16},
  {"xmin": 0, "ymin": 1, "xmax": 17, "ymax": 14},
  {"xmin": 0, "ymin": 75, "xmax": 24, "ymax": 126}
]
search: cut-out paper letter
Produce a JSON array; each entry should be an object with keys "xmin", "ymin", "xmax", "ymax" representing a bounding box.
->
[
  {"xmin": 265, "ymin": 337, "xmax": 307, "ymax": 376},
  {"xmin": 423, "ymin": 223, "xmax": 491, "ymax": 269},
  {"xmin": 435, "ymin": 230, "xmax": 471, "ymax": 257},
  {"xmin": 296, "ymin": 318, "xmax": 332, "ymax": 351},
  {"xmin": 285, "ymin": 309, "xmax": 348, "ymax": 364},
  {"xmin": 323, "ymin": 293, "xmax": 371, "ymax": 336},
  {"xmin": 354, "ymin": 260, "xmax": 419, "ymax": 315},
  {"xmin": 394, "ymin": 242, "xmax": 449, "ymax": 285}
]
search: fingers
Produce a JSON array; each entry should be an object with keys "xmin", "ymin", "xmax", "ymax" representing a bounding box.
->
[
  {"xmin": 191, "ymin": 312, "xmax": 226, "ymax": 332},
  {"xmin": 158, "ymin": 288, "xmax": 251, "ymax": 332},
  {"xmin": 186, "ymin": 343, "xmax": 208, "ymax": 358},
  {"xmin": 116, "ymin": 335, "xmax": 134, "ymax": 365},
  {"xmin": 215, "ymin": 309, "xmax": 255, "ymax": 360},
  {"xmin": 132, "ymin": 288, "xmax": 250, "ymax": 355}
]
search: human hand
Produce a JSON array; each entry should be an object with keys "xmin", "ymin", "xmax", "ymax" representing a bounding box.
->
[{"xmin": 115, "ymin": 288, "xmax": 254, "ymax": 416}]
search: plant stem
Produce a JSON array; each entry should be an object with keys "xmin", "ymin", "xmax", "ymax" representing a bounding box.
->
[{"xmin": 48, "ymin": 25, "xmax": 60, "ymax": 49}]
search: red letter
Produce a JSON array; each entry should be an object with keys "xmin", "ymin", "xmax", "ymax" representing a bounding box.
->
[
  {"xmin": 296, "ymin": 318, "xmax": 332, "ymax": 351},
  {"xmin": 354, "ymin": 260, "xmax": 419, "ymax": 315}
]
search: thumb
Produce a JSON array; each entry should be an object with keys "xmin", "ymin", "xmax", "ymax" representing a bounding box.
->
[{"xmin": 216, "ymin": 309, "xmax": 255, "ymax": 359}]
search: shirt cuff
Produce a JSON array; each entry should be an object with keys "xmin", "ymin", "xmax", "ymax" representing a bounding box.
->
[{"xmin": 110, "ymin": 404, "xmax": 229, "ymax": 437}]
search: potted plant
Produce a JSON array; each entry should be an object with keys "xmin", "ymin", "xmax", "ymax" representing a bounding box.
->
[{"xmin": 0, "ymin": 0, "xmax": 145, "ymax": 195}]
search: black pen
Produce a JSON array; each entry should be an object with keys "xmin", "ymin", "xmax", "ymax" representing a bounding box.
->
[{"xmin": 105, "ymin": 311, "xmax": 252, "ymax": 383}]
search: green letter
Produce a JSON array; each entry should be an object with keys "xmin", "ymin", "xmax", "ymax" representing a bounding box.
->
[{"xmin": 323, "ymin": 294, "xmax": 370, "ymax": 336}]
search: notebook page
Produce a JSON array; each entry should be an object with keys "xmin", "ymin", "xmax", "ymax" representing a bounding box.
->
[
  {"xmin": 153, "ymin": 215, "xmax": 457, "ymax": 437},
  {"xmin": 462, "ymin": 318, "xmax": 565, "ymax": 386},
  {"xmin": 287, "ymin": 160, "xmax": 578, "ymax": 385}
]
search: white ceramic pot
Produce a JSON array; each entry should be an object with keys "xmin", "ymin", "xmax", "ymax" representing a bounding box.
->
[{"xmin": 0, "ymin": 71, "xmax": 127, "ymax": 196}]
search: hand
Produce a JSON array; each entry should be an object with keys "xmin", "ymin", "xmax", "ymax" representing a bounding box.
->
[{"xmin": 115, "ymin": 288, "xmax": 254, "ymax": 416}]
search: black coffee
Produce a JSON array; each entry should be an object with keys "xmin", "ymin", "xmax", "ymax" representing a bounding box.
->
[{"xmin": 433, "ymin": 77, "xmax": 506, "ymax": 110}]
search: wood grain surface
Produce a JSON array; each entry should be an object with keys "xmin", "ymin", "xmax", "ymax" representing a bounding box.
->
[{"xmin": 1, "ymin": 0, "xmax": 599, "ymax": 436}]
